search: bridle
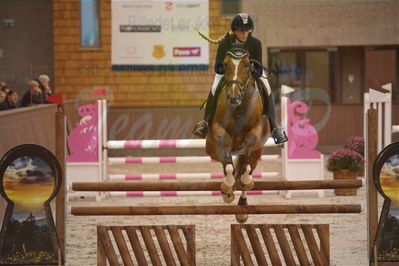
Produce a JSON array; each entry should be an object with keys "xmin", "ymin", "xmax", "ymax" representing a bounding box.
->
[{"xmin": 225, "ymin": 48, "xmax": 252, "ymax": 102}]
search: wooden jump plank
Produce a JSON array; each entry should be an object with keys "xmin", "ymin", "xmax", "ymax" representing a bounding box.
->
[
  {"xmin": 258, "ymin": 224, "xmax": 282, "ymax": 265},
  {"xmin": 111, "ymin": 227, "xmax": 134, "ymax": 266},
  {"xmin": 232, "ymin": 225, "xmax": 254, "ymax": 266},
  {"xmin": 154, "ymin": 226, "xmax": 177, "ymax": 266},
  {"xmin": 315, "ymin": 225, "xmax": 330, "ymax": 264},
  {"xmin": 181, "ymin": 226, "xmax": 196, "ymax": 266},
  {"xmin": 97, "ymin": 227, "xmax": 107, "ymax": 266},
  {"xmin": 244, "ymin": 225, "xmax": 268, "ymax": 265},
  {"xmin": 71, "ymin": 204, "xmax": 361, "ymax": 216},
  {"xmin": 125, "ymin": 227, "xmax": 148, "ymax": 265},
  {"xmin": 273, "ymin": 225, "xmax": 297, "ymax": 265},
  {"xmin": 140, "ymin": 227, "xmax": 163, "ymax": 266},
  {"xmin": 72, "ymin": 179, "xmax": 363, "ymax": 191},
  {"xmin": 167, "ymin": 226, "xmax": 190, "ymax": 266},
  {"xmin": 287, "ymin": 225, "xmax": 310, "ymax": 266},
  {"xmin": 301, "ymin": 225, "xmax": 324, "ymax": 266},
  {"xmin": 231, "ymin": 226, "xmax": 241, "ymax": 266},
  {"xmin": 97, "ymin": 226, "xmax": 120, "ymax": 266}
]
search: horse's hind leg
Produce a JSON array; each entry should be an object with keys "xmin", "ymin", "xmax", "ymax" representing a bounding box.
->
[{"xmin": 236, "ymin": 190, "xmax": 249, "ymax": 224}]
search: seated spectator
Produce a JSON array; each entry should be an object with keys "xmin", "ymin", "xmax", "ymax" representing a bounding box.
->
[
  {"xmin": 0, "ymin": 90, "xmax": 20, "ymax": 111},
  {"xmin": 34, "ymin": 74, "xmax": 52, "ymax": 102},
  {"xmin": 1, "ymin": 86, "xmax": 10, "ymax": 94},
  {"xmin": 0, "ymin": 91, "xmax": 5, "ymax": 103},
  {"xmin": 20, "ymin": 80, "xmax": 44, "ymax": 107}
]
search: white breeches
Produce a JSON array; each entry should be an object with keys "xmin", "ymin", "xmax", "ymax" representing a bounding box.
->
[{"xmin": 211, "ymin": 74, "xmax": 223, "ymax": 96}]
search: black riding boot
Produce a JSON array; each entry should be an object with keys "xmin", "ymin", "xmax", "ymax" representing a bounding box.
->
[
  {"xmin": 265, "ymin": 93, "xmax": 288, "ymax": 144},
  {"xmin": 256, "ymin": 79, "xmax": 288, "ymax": 144},
  {"xmin": 192, "ymin": 91, "xmax": 217, "ymax": 138}
]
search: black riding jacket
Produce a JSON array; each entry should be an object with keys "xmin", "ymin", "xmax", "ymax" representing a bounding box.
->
[{"xmin": 214, "ymin": 33, "xmax": 263, "ymax": 77}]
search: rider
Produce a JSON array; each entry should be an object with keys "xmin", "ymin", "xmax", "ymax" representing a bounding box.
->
[{"xmin": 192, "ymin": 13, "xmax": 288, "ymax": 144}]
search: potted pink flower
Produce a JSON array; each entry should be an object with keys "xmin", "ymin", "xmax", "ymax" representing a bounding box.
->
[
  {"xmin": 327, "ymin": 148, "xmax": 364, "ymax": 195},
  {"xmin": 344, "ymin": 136, "xmax": 365, "ymax": 176}
]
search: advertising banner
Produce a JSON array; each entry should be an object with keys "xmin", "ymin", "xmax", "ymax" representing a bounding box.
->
[{"xmin": 112, "ymin": 0, "xmax": 209, "ymax": 71}]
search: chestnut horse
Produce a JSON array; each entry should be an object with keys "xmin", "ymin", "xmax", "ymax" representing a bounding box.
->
[{"xmin": 205, "ymin": 47, "xmax": 271, "ymax": 223}]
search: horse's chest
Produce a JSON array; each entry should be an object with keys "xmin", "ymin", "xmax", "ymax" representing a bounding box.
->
[{"xmin": 228, "ymin": 109, "xmax": 256, "ymax": 133}]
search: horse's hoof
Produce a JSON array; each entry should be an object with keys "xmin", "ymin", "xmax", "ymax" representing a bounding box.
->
[
  {"xmin": 238, "ymin": 196, "xmax": 248, "ymax": 206},
  {"xmin": 236, "ymin": 197, "xmax": 248, "ymax": 223},
  {"xmin": 236, "ymin": 179, "xmax": 254, "ymax": 191},
  {"xmin": 235, "ymin": 214, "xmax": 248, "ymax": 224},
  {"xmin": 221, "ymin": 182, "xmax": 234, "ymax": 194},
  {"xmin": 222, "ymin": 192, "xmax": 235, "ymax": 203}
]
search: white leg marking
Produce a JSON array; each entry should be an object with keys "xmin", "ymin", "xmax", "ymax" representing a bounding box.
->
[
  {"xmin": 241, "ymin": 165, "xmax": 252, "ymax": 185},
  {"xmin": 241, "ymin": 190, "xmax": 247, "ymax": 198},
  {"xmin": 223, "ymin": 164, "xmax": 235, "ymax": 187}
]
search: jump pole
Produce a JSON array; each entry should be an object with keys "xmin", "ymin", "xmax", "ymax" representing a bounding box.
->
[
  {"xmin": 71, "ymin": 204, "xmax": 361, "ymax": 216},
  {"xmin": 72, "ymin": 179, "xmax": 363, "ymax": 192}
]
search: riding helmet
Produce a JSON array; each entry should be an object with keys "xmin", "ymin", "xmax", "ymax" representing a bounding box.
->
[{"xmin": 230, "ymin": 13, "xmax": 254, "ymax": 32}]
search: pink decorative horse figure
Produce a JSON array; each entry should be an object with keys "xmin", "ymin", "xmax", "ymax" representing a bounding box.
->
[{"xmin": 205, "ymin": 47, "xmax": 270, "ymax": 223}]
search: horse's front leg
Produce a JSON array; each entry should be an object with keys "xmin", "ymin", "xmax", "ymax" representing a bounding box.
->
[
  {"xmin": 208, "ymin": 122, "xmax": 236, "ymax": 203},
  {"xmin": 236, "ymin": 125, "xmax": 264, "ymax": 191}
]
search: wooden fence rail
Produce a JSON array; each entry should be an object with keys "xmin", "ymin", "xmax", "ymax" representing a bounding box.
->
[
  {"xmin": 72, "ymin": 179, "xmax": 363, "ymax": 192},
  {"xmin": 71, "ymin": 204, "xmax": 361, "ymax": 216}
]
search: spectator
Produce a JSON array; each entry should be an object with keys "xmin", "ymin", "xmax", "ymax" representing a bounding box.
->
[
  {"xmin": 1, "ymin": 86, "xmax": 10, "ymax": 94},
  {"xmin": 0, "ymin": 90, "xmax": 19, "ymax": 111},
  {"xmin": 34, "ymin": 74, "xmax": 52, "ymax": 101},
  {"xmin": 0, "ymin": 91, "xmax": 5, "ymax": 103},
  {"xmin": 20, "ymin": 80, "xmax": 44, "ymax": 107},
  {"xmin": 0, "ymin": 81, "xmax": 6, "ymax": 89}
]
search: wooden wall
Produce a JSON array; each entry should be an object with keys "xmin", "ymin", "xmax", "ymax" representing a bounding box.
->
[
  {"xmin": 53, "ymin": 0, "xmax": 229, "ymax": 107},
  {"xmin": 0, "ymin": 105, "xmax": 57, "ymax": 158}
]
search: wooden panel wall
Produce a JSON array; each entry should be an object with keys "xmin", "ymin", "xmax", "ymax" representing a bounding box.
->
[{"xmin": 0, "ymin": 104, "xmax": 58, "ymax": 158}]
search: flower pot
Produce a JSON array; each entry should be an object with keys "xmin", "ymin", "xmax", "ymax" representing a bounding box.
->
[{"xmin": 333, "ymin": 169, "xmax": 358, "ymax": 196}]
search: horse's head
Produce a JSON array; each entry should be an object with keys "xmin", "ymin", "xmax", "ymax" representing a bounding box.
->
[{"xmin": 223, "ymin": 47, "xmax": 252, "ymax": 107}]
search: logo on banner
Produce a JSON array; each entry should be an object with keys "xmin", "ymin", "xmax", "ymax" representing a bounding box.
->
[
  {"xmin": 173, "ymin": 47, "xmax": 201, "ymax": 57},
  {"xmin": 152, "ymin": 45, "xmax": 166, "ymax": 59},
  {"xmin": 165, "ymin": 1, "xmax": 173, "ymax": 11},
  {"xmin": 120, "ymin": 25, "xmax": 161, "ymax": 32}
]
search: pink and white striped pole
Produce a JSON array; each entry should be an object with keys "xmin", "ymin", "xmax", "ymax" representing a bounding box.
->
[
  {"xmin": 108, "ymin": 172, "xmax": 279, "ymax": 180},
  {"xmin": 109, "ymin": 190, "xmax": 276, "ymax": 197},
  {"xmin": 106, "ymin": 138, "xmax": 277, "ymax": 149},
  {"xmin": 108, "ymin": 155, "xmax": 280, "ymax": 164}
]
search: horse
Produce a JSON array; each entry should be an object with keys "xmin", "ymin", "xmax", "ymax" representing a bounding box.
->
[{"xmin": 205, "ymin": 47, "xmax": 271, "ymax": 223}]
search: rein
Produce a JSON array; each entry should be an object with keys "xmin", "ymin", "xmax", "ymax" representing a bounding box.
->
[{"xmin": 249, "ymin": 59, "xmax": 274, "ymax": 79}]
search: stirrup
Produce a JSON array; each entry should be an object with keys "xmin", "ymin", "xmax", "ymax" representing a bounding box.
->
[{"xmin": 271, "ymin": 127, "xmax": 288, "ymax": 144}]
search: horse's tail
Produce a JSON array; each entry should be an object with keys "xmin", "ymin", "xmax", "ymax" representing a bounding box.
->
[{"xmin": 193, "ymin": 26, "xmax": 230, "ymax": 44}]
